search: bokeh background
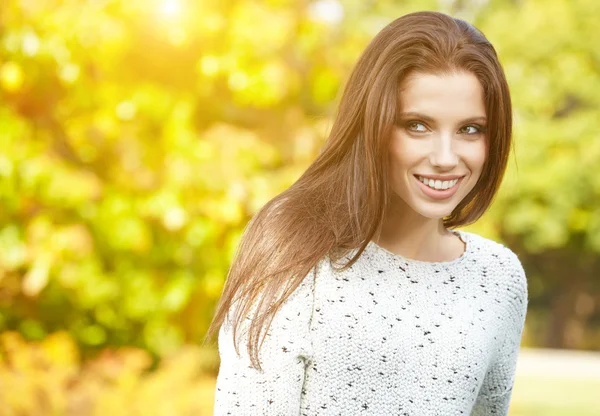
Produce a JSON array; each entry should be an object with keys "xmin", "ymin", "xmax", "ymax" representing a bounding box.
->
[{"xmin": 1, "ymin": 0, "xmax": 599, "ymax": 414}]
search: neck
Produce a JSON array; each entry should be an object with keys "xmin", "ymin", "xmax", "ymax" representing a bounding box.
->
[{"xmin": 373, "ymin": 198, "xmax": 456, "ymax": 262}]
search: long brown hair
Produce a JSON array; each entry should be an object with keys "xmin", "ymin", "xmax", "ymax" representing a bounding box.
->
[{"xmin": 203, "ymin": 11, "xmax": 513, "ymax": 370}]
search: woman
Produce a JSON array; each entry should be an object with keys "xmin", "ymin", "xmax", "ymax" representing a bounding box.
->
[{"xmin": 206, "ymin": 10, "xmax": 528, "ymax": 416}]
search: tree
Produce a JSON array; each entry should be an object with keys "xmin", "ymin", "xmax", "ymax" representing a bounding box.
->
[{"xmin": 0, "ymin": 0, "xmax": 598, "ymax": 358}]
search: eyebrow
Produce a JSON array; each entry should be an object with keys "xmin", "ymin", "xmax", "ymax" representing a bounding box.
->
[{"xmin": 397, "ymin": 111, "xmax": 487, "ymax": 125}]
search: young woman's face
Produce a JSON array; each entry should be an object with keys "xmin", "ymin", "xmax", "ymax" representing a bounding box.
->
[{"xmin": 388, "ymin": 71, "xmax": 488, "ymax": 220}]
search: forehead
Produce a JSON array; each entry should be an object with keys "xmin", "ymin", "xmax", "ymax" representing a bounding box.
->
[{"xmin": 398, "ymin": 71, "xmax": 486, "ymax": 117}]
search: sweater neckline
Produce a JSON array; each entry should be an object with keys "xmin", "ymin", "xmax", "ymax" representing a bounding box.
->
[{"xmin": 365, "ymin": 229, "xmax": 472, "ymax": 268}]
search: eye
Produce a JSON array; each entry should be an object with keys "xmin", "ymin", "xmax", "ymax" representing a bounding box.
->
[
  {"xmin": 459, "ymin": 125, "xmax": 485, "ymax": 135},
  {"xmin": 406, "ymin": 121, "xmax": 428, "ymax": 132}
]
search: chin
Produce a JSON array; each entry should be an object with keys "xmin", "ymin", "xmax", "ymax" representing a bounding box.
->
[
  {"xmin": 403, "ymin": 195, "xmax": 462, "ymax": 219},
  {"xmin": 401, "ymin": 178, "xmax": 474, "ymax": 220},
  {"xmin": 414, "ymin": 206, "xmax": 456, "ymax": 220}
]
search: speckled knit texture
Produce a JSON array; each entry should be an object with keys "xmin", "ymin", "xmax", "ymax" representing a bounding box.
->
[{"xmin": 213, "ymin": 230, "xmax": 528, "ymax": 415}]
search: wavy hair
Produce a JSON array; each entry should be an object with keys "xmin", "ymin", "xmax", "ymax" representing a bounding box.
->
[{"xmin": 203, "ymin": 10, "xmax": 513, "ymax": 371}]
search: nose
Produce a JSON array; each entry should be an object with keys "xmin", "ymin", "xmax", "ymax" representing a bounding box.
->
[{"xmin": 429, "ymin": 133, "xmax": 459, "ymax": 170}]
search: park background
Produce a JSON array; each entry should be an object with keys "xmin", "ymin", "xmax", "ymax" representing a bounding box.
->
[{"xmin": 0, "ymin": 0, "xmax": 599, "ymax": 414}]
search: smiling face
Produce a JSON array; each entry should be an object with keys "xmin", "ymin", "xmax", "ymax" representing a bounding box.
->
[{"xmin": 388, "ymin": 70, "xmax": 488, "ymax": 220}]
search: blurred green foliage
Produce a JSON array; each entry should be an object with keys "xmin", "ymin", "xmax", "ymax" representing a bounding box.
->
[{"xmin": 0, "ymin": 0, "xmax": 599, "ymax": 370}]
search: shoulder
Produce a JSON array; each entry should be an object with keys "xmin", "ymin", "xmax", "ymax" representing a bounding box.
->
[
  {"xmin": 462, "ymin": 231, "xmax": 524, "ymax": 268},
  {"xmin": 461, "ymin": 231, "xmax": 528, "ymax": 300}
]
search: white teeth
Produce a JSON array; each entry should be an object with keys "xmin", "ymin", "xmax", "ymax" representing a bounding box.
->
[{"xmin": 417, "ymin": 176, "xmax": 459, "ymax": 190}]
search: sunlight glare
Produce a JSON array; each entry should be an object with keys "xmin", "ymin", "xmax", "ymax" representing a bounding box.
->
[
  {"xmin": 307, "ymin": 0, "xmax": 344, "ymax": 24},
  {"xmin": 159, "ymin": 0, "xmax": 182, "ymax": 18}
]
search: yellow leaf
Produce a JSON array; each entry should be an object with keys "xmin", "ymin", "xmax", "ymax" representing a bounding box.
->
[{"xmin": 0, "ymin": 61, "xmax": 24, "ymax": 92}]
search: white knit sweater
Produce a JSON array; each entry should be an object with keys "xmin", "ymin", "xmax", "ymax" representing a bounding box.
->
[{"xmin": 213, "ymin": 230, "xmax": 529, "ymax": 415}]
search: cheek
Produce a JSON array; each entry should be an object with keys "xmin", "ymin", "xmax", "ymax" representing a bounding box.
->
[
  {"xmin": 389, "ymin": 134, "xmax": 424, "ymax": 172},
  {"xmin": 463, "ymin": 141, "xmax": 487, "ymax": 174}
]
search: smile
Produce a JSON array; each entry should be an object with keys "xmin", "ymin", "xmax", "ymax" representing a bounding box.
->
[
  {"xmin": 414, "ymin": 175, "xmax": 465, "ymax": 200},
  {"xmin": 416, "ymin": 175, "xmax": 459, "ymax": 190}
]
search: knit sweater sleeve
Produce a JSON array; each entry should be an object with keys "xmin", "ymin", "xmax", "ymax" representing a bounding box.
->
[
  {"xmin": 213, "ymin": 269, "xmax": 316, "ymax": 416},
  {"xmin": 471, "ymin": 248, "xmax": 529, "ymax": 416}
]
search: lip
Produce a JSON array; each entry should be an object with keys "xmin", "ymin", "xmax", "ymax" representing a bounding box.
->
[
  {"xmin": 414, "ymin": 175, "xmax": 465, "ymax": 200},
  {"xmin": 414, "ymin": 174, "xmax": 465, "ymax": 180}
]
